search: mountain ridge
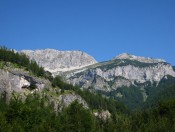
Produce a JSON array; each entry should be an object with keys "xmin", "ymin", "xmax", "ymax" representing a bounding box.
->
[
  {"xmin": 113, "ymin": 53, "xmax": 166, "ymax": 63},
  {"xmin": 20, "ymin": 48, "xmax": 170, "ymax": 74},
  {"xmin": 19, "ymin": 48, "xmax": 175, "ymax": 108},
  {"xmin": 20, "ymin": 49, "xmax": 175, "ymax": 90}
]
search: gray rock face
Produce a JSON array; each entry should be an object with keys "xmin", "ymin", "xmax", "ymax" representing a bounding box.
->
[
  {"xmin": 45, "ymin": 91, "xmax": 88, "ymax": 113},
  {"xmin": 0, "ymin": 68, "xmax": 49, "ymax": 100},
  {"xmin": 65, "ymin": 55, "xmax": 175, "ymax": 92},
  {"xmin": 59, "ymin": 94, "xmax": 88, "ymax": 109},
  {"xmin": 20, "ymin": 49, "xmax": 97, "ymax": 75},
  {"xmin": 94, "ymin": 63, "xmax": 175, "ymax": 83}
]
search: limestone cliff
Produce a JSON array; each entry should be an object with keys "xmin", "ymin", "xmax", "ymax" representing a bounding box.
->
[{"xmin": 64, "ymin": 55, "xmax": 175, "ymax": 92}]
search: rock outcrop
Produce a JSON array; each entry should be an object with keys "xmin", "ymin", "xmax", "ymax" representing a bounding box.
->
[
  {"xmin": 94, "ymin": 110, "xmax": 111, "ymax": 121},
  {"xmin": 44, "ymin": 90, "xmax": 88, "ymax": 113},
  {"xmin": 0, "ymin": 66, "xmax": 50, "ymax": 103},
  {"xmin": 58, "ymin": 94, "xmax": 88, "ymax": 109}
]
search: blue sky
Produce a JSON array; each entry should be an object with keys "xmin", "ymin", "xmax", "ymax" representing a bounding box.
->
[{"xmin": 0, "ymin": 0, "xmax": 175, "ymax": 64}]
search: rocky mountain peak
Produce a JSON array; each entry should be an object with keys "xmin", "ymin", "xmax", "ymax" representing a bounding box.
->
[
  {"xmin": 20, "ymin": 49, "xmax": 97, "ymax": 75},
  {"xmin": 114, "ymin": 53, "xmax": 132, "ymax": 59},
  {"xmin": 113, "ymin": 53, "xmax": 166, "ymax": 63}
]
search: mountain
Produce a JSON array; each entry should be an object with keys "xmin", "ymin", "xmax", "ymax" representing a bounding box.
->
[
  {"xmin": 61, "ymin": 53, "xmax": 175, "ymax": 108},
  {"xmin": 20, "ymin": 49, "xmax": 97, "ymax": 76},
  {"xmin": 21, "ymin": 49, "xmax": 175, "ymax": 108},
  {"xmin": 0, "ymin": 46, "xmax": 124, "ymax": 115},
  {"xmin": 1, "ymin": 47, "xmax": 175, "ymax": 131}
]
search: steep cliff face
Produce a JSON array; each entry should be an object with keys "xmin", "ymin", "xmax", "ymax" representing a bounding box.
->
[
  {"xmin": 20, "ymin": 49, "xmax": 97, "ymax": 75},
  {"xmin": 0, "ymin": 66, "xmax": 50, "ymax": 103},
  {"xmin": 65, "ymin": 55, "xmax": 175, "ymax": 92}
]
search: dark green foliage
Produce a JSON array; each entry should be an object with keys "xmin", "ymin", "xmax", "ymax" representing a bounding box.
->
[
  {"xmin": 130, "ymin": 99, "xmax": 175, "ymax": 131},
  {"xmin": 0, "ymin": 94, "xmax": 102, "ymax": 132},
  {"xmin": 96, "ymin": 86, "xmax": 145, "ymax": 110},
  {"xmin": 60, "ymin": 100, "xmax": 94, "ymax": 131},
  {"xmin": 144, "ymin": 80, "xmax": 175, "ymax": 109},
  {"xmin": 0, "ymin": 94, "xmax": 56, "ymax": 131},
  {"xmin": 76, "ymin": 89, "xmax": 128, "ymax": 114},
  {"xmin": 52, "ymin": 75, "xmax": 75, "ymax": 90},
  {"xmin": 0, "ymin": 93, "xmax": 175, "ymax": 131},
  {"xmin": 29, "ymin": 83, "xmax": 37, "ymax": 90},
  {"xmin": 52, "ymin": 76, "xmax": 64, "ymax": 88},
  {"xmin": 116, "ymin": 86, "xmax": 144, "ymax": 109}
]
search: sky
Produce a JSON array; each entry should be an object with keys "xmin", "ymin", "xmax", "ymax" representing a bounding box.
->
[{"xmin": 0, "ymin": 0, "xmax": 175, "ymax": 65}]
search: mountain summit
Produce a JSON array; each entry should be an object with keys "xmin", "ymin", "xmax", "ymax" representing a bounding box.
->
[
  {"xmin": 113, "ymin": 53, "xmax": 165, "ymax": 63},
  {"xmin": 20, "ymin": 49, "xmax": 97, "ymax": 75}
]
